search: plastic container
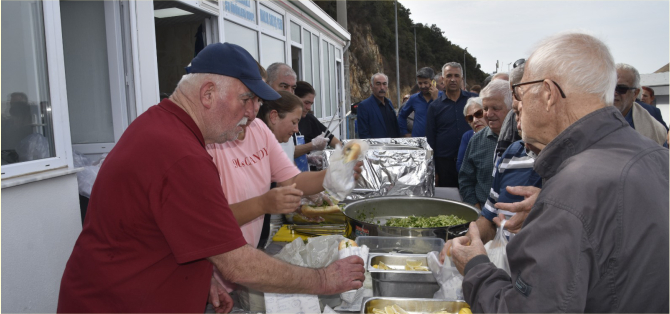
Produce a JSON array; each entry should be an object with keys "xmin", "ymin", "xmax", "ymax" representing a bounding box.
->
[{"xmin": 355, "ymin": 236, "xmax": 445, "ymax": 254}]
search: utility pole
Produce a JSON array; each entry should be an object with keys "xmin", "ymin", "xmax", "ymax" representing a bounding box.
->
[
  {"xmin": 394, "ymin": 0, "xmax": 400, "ymax": 108},
  {"xmin": 413, "ymin": 24, "xmax": 418, "ymax": 75},
  {"xmin": 463, "ymin": 47, "xmax": 467, "ymax": 88},
  {"xmin": 336, "ymin": 0, "xmax": 350, "ymax": 138}
]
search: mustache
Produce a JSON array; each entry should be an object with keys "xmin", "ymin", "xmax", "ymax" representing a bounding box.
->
[{"xmin": 237, "ymin": 117, "xmax": 248, "ymax": 126}]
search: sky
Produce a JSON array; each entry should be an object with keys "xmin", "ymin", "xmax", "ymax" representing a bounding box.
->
[{"xmin": 399, "ymin": 0, "xmax": 669, "ymax": 75}]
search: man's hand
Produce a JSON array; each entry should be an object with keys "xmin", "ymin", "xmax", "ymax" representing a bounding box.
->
[
  {"xmin": 353, "ymin": 161, "xmax": 363, "ymax": 181},
  {"xmin": 317, "ymin": 256, "xmax": 365, "ymax": 295},
  {"xmin": 494, "ymin": 186, "xmax": 541, "ymax": 234},
  {"xmin": 429, "ymin": 85, "xmax": 439, "ymax": 101},
  {"xmin": 443, "ymin": 222, "xmax": 487, "ymax": 275},
  {"xmin": 261, "ymin": 183, "xmax": 303, "ymax": 215},
  {"xmin": 208, "ymin": 276, "xmax": 234, "ymax": 313}
]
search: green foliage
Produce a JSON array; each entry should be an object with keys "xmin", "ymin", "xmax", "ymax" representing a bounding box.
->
[{"xmin": 314, "ymin": 0, "xmax": 488, "ymax": 89}]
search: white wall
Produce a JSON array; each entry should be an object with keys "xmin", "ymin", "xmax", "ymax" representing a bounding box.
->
[{"xmin": 1, "ymin": 175, "xmax": 82, "ymax": 313}]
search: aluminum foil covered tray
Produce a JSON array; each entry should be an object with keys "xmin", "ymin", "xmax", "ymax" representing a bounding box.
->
[{"xmin": 318, "ymin": 137, "xmax": 434, "ymax": 200}]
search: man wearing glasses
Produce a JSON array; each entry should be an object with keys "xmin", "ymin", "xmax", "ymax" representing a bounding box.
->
[
  {"xmin": 458, "ymin": 79, "xmax": 511, "ymax": 210},
  {"xmin": 613, "ymin": 63, "xmax": 667, "ymax": 145},
  {"xmin": 445, "ymin": 33, "xmax": 668, "ymax": 312}
]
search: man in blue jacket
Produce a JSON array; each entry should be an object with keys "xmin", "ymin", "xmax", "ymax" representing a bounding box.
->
[{"xmin": 357, "ymin": 73, "xmax": 401, "ymax": 139}]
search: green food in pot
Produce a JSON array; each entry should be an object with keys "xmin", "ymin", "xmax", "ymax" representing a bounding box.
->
[{"xmin": 384, "ymin": 215, "xmax": 468, "ymax": 228}]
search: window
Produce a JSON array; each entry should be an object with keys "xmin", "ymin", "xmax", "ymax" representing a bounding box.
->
[
  {"xmin": 290, "ymin": 21, "xmax": 300, "ymax": 43},
  {"xmin": 261, "ymin": 34, "xmax": 284, "ymax": 68},
  {"xmin": 303, "ymin": 29, "xmax": 312, "ymax": 83},
  {"xmin": 61, "ymin": 1, "xmax": 115, "ymax": 145},
  {"xmin": 311, "ymin": 33, "xmax": 321, "ymax": 117},
  {"xmin": 2, "ymin": 1, "xmax": 55, "ymax": 166},
  {"xmin": 224, "ymin": 20, "xmax": 258, "ymax": 60},
  {"xmin": 322, "ymin": 40, "xmax": 330, "ymax": 117},
  {"xmin": 2, "ymin": 0, "xmax": 72, "ymax": 178}
]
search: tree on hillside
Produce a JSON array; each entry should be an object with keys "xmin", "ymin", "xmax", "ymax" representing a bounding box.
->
[{"xmin": 314, "ymin": 0, "xmax": 488, "ymax": 91}]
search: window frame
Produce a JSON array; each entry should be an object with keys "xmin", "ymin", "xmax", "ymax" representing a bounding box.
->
[{"xmin": 2, "ymin": 0, "xmax": 75, "ymax": 179}]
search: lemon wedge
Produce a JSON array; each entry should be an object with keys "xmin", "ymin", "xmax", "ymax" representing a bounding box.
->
[
  {"xmin": 405, "ymin": 259, "xmax": 422, "ymax": 267},
  {"xmin": 412, "ymin": 266, "xmax": 430, "ymax": 271},
  {"xmin": 377, "ymin": 261, "xmax": 390, "ymax": 270},
  {"xmin": 459, "ymin": 308, "xmax": 473, "ymax": 314},
  {"xmin": 392, "ymin": 304, "xmax": 409, "ymax": 314},
  {"xmin": 385, "ymin": 305, "xmax": 396, "ymax": 314}
]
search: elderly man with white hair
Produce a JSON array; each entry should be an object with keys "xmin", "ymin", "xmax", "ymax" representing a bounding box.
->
[
  {"xmin": 614, "ymin": 63, "xmax": 667, "ymax": 145},
  {"xmin": 458, "ymin": 79, "xmax": 511, "ymax": 209},
  {"xmin": 445, "ymin": 33, "xmax": 668, "ymax": 312}
]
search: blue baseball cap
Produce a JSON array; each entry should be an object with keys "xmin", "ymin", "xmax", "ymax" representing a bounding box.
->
[{"xmin": 185, "ymin": 43, "xmax": 280, "ymax": 101}]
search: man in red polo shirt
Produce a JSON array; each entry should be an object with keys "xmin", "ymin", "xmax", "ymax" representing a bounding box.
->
[{"xmin": 57, "ymin": 43, "xmax": 365, "ymax": 313}]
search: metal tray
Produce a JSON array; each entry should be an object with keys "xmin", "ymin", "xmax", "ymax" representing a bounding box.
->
[
  {"xmin": 361, "ymin": 297, "xmax": 469, "ymax": 314},
  {"xmin": 343, "ymin": 196, "xmax": 479, "ymax": 239},
  {"xmin": 368, "ymin": 254, "xmax": 438, "ymax": 298}
]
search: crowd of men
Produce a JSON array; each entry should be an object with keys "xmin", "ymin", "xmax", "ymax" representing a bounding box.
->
[
  {"xmin": 356, "ymin": 32, "xmax": 668, "ymax": 312},
  {"xmin": 56, "ymin": 31, "xmax": 668, "ymax": 313}
]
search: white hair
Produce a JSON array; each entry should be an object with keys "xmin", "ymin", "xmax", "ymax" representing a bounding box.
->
[
  {"xmin": 174, "ymin": 73, "xmax": 231, "ymax": 95},
  {"xmin": 615, "ymin": 63, "xmax": 641, "ymax": 89},
  {"xmin": 480, "ymin": 79, "xmax": 513, "ymax": 110},
  {"xmin": 371, "ymin": 72, "xmax": 388, "ymax": 85},
  {"xmin": 441, "ymin": 62, "xmax": 463, "ymax": 76},
  {"xmin": 492, "ymin": 72, "xmax": 509, "ymax": 80},
  {"xmin": 463, "ymin": 97, "xmax": 483, "ymax": 116},
  {"xmin": 526, "ymin": 32, "xmax": 616, "ymax": 106}
]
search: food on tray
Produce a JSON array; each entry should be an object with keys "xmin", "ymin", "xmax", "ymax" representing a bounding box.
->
[
  {"xmin": 385, "ymin": 214, "xmax": 468, "ymax": 228},
  {"xmin": 343, "ymin": 141, "xmax": 362, "ymax": 163},
  {"xmin": 372, "ymin": 260, "xmax": 429, "ymax": 271},
  {"xmin": 371, "ymin": 304, "xmax": 468, "ymax": 314},
  {"xmin": 338, "ymin": 239, "xmax": 358, "ymax": 250},
  {"xmin": 372, "ymin": 261, "xmax": 391, "ymax": 270},
  {"xmin": 458, "ymin": 308, "xmax": 472, "ymax": 314},
  {"xmin": 404, "ymin": 259, "xmax": 429, "ymax": 271},
  {"xmin": 300, "ymin": 204, "xmax": 342, "ymax": 217}
]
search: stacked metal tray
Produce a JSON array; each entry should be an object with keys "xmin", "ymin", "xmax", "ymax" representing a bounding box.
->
[{"xmin": 361, "ymin": 297, "xmax": 469, "ymax": 314}]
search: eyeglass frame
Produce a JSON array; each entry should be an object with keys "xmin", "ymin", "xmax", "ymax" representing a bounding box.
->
[
  {"xmin": 511, "ymin": 79, "xmax": 567, "ymax": 102},
  {"xmin": 465, "ymin": 109, "xmax": 484, "ymax": 123}
]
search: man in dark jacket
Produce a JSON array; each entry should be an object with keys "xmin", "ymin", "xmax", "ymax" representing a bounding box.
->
[
  {"xmin": 357, "ymin": 73, "xmax": 400, "ymax": 139},
  {"xmin": 446, "ymin": 32, "xmax": 669, "ymax": 312}
]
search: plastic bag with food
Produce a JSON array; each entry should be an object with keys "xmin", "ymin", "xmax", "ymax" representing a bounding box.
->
[
  {"xmin": 485, "ymin": 220, "xmax": 511, "ymax": 275},
  {"xmin": 337, "ymin": 239, "xmax": 369, "ymax": 304},
  {"xmin": 322, "ymin": 140, "xmax": 368, "ymax": 201},
  {"xmin": 427, "ymin": 251, "xmax": 463, "ymax": 300}
]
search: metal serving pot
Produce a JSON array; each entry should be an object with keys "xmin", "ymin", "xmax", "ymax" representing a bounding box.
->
[{"xmin": 343, "ymin": 196, "xmax": 479, "ymax": 240}]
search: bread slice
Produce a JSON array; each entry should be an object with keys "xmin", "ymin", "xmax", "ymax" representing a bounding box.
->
[
  {"xmin": 300, "ymin": 204, "xmax": 342, "ymax": 217},
  {"xmin": 338, "ymin": 239, "xmax": 358, "ymax": 250}
]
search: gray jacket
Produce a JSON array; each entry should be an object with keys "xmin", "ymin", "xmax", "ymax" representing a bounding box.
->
[{"xmin": 462, "ymin": 106, "xmax": 669, "ymax": 312}]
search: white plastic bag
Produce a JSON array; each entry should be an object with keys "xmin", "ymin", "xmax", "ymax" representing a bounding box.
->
[
  {"xmin": 427, "ymin": 251, "xmax": 463, "ymax": 300},
  {"xmin": 16, "ymin": 133, "xmax": 49, "ymax": 162},
  {"xmin": 322, "ymin": 140, "xmax": 368, "ymax": 201},
  {"xmin": 74, "ymin": 152, "xmax": 107, "ymax": 198},
  {"xmin": 485, "ymin": 220, "xmax": 511, "ymax": 275}
]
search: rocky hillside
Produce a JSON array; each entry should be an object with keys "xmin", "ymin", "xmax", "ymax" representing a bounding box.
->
[{"xmin": 315, "ymin": 1, "xmax": 489, "ymax": 105}]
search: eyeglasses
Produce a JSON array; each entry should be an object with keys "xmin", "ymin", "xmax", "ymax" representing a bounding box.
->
[
  {"xmin": 615, "ymin": 85, "xmax": 636, "ymax": 95},
  {"xmin": 511, "ymin": 79, "xmax": 567, "ymax": 101},
  {"xmin": 513, "ymin": 59, "xmax": 525, "ymax": 68},
  {"xmin": 465, "ymin": 109, "xmax": 484, "ymax": 123}
]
